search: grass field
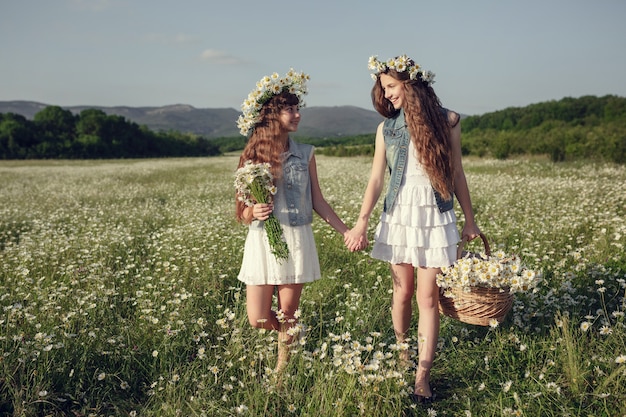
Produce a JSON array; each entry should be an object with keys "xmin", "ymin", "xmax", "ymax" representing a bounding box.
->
[{"xmin": 1, "ymin": 155, "xmax": 625, "ymax": 416}]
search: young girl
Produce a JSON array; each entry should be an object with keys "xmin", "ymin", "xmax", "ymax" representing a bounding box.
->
[
  {"xmin": 346, "ymin": 55, "xmax": 481, "ymax": 403},
  {"xmin": 235, "ymin": 69, "xmax": 351, "ymax": 372}
]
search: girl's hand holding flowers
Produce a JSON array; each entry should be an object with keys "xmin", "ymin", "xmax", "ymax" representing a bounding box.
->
[
  {"xmin": 235, "ymin": 160, "xmax": 289, "ymax": 262},
  {"xmin": 253, "ymin": 203, "xmax": 273, "ymax": 221}
]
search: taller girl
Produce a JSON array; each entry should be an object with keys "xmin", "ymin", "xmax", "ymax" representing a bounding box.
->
[{"xmin": 346, "ymin": 55, "xmax": 481, "ymax": 402}]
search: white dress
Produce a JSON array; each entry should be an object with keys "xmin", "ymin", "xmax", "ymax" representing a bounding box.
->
[
  {"xmin": 371, "ymin": 141, "xmax": 459, "ymax": 267},
  {"xmin": 237, "ymin": 154, "xmax": 321, "ymax": 286}
]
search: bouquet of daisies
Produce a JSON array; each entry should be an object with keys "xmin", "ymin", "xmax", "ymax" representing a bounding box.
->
[{"xmin": 234, "ymin": 160, "xmax": 289, "ymax": 262}]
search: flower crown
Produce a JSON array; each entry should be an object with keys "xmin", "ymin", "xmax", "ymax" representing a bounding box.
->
[
  {"xmin": 236, "ymin": 69, "xmax": 310, "ymax": 136},
  {"xmin": 367, "ymin": 54, "xmax": 435, "ymax": 86}
]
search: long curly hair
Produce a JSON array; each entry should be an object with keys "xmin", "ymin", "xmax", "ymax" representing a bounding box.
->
[
  {"xmin": 371, "ymin": 67, "xmax": 457, "ymax": 200},
  {"xmin": 235, "ymin": 91, "xmax": 299, "ymax": 222}
]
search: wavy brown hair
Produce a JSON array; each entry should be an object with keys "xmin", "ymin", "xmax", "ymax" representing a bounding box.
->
[
  {"xmin": 235, "ymin": 91, "xmax": 300, "ymax": 222},
  {"xmin": 371, "ymin": 65, "xmax": 458, "ymax": 200}
]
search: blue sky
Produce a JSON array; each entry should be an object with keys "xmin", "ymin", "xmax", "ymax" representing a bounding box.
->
[{"xmin": 1, "ymin": 0, "xmax": 625, "ymax": 115}]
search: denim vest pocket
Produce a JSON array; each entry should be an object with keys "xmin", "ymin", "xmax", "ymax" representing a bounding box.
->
[
  {"xmin": 383, "ymin": 126, "xmax": 403, "ymax": 142},
  {"xmin": 284, "ymin": 161, "xmax": 308, "ymax": 184}
]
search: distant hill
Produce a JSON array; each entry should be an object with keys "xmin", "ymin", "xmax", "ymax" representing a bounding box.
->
[{"xmin": 0, "ymin": 101, "xmax": 383, "ymax": 139}]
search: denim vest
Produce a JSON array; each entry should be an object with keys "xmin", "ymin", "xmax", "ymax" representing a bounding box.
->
[
  {"xmin": 250, "ymin": 138, "xmax": 313, "ymax": 229},
  {"xmin": 281, "ymin": 138, "xmax": 314, "ymax": 226},
  {"xmin": 382, "ymin": 108, "xmax": 454, "ymax": 213}
]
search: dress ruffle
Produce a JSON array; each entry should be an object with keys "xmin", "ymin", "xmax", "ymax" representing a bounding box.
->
[{"xmin": 371, "ymin": 143, "xmax": 459, "ymax": 268}]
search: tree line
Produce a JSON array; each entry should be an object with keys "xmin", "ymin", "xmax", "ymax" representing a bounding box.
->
[
  {"xmin": 460, "ymin": 95, "xmax": 626, "ymax": 162},
  {"xmin": 0, "ymin": 106, "xmax": 220, "ymax": 159},
  {"xmin": 2, "ymin": 95, "xmax": 625, "ymax": 163},
  {"xmin": 211, "ymin": 95, "xmax": 626, "ymax": 163}
]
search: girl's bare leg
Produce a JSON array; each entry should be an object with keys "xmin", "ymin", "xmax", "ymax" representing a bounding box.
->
[
  {"xmin": 245, "ymin": 285, "xmax": 280, "ymax": 330},
  {"xmin": 275, "ymin": 284, "xmax": 304, "ymax": 372},
  {"xmin": 246, "ymin": 284, "xmax": 304, "ymax": 373},
  {"xmin": 390, "ymin": 263, "xmax": 416, "ymax": 364},
  {"xmin": 414, "ymin": 267, "xmax": 441, "ymax": 398}
]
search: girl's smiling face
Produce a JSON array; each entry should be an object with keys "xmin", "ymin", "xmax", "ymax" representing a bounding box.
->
[
  {"xmin": 279, "ymin": 105, "xmax": 301, "ymax": 132},
  {"xmin": 379, "ymin": 73, "xmax": 405, "ymax": 109}
]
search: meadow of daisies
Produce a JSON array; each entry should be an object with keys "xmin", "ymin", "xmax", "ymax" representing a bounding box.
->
[{"xmin": 1, "ymin": 155, "xmax": 625, "ymax": 417}]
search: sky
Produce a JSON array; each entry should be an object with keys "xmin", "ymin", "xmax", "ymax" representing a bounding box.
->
[{"xmin": 1, "ymin": 0, "xmax": 625, "ymax": 116}]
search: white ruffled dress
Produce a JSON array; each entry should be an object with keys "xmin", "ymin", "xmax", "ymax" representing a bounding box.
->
[{"xmin": 371, "ymin": 141, "xmax": 459, "ymax": 267}]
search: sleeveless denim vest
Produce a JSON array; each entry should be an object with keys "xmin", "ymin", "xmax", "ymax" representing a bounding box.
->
[
  {"xmin": 282, "ymin": 138, "xmax": 314, "ymax": 226},
  {"xmin": 250, "ymin": 138, "xmax": 313, "ymax": 229},
  {"xmin": 382, "ymin": 108, "xmax": 454, "ymax": 213}
]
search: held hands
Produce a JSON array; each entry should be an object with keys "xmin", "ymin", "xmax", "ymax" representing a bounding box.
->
[
  {"xmin": 253, "ymin": 202, "xmax": 370, "ymax": 251},
  {"xmin": 344, "ymin": 225, "xmax": 369, "ymax": 252}
]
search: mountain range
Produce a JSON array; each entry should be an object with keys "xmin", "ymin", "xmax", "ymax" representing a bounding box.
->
[{"xmin": 0, "ymin": 100, "xmax": 384, "ymax": 139}]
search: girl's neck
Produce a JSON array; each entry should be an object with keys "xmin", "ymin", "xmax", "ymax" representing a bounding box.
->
[{"xmin": 277, "ymin": 133, "xmax": 290, "ymax": 152}]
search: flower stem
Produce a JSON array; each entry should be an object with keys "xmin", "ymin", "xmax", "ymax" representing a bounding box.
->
[{"xmin": 264, "ymin": 214, "xmax": 289, "ymax": 262}]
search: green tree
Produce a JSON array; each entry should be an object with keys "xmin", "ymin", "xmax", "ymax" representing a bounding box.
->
[
  {"xmin": 33, "ymin": 106, "xmax": 76, "ymax": 157},
  {"xmin": 0, "ymin": 113, "xmax": 37, "ymax": 158},
  {"xmin": 76, "ymin": 109, "xmax": 108, "ymax": 137}
]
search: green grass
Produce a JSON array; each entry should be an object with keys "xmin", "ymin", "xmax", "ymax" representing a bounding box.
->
[{"xmin": 1, "ymin": 156, "xmax": 625, "ymax": 416}]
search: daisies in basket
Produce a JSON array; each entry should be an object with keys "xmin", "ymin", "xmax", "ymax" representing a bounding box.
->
[
  {"xmin": 436, "ymin": 250, "xmax": 541, "ymax": 298},
  {"xmin": 234, "ymin": 160, "xmax": 289, "ymax": 262}
]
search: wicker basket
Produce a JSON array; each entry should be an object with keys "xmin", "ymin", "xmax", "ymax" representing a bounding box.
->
[{"xmin": 438, "ymin": 233, "xmax": 514, "ymax": 326}]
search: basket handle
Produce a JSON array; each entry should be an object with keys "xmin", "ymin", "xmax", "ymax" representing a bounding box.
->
[{"xmin": 457, "ymin": 232, "xmax": 491, "ymax": 259}]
